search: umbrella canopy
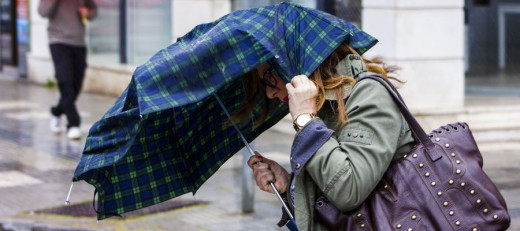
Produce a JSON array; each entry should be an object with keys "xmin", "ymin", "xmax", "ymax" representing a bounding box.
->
[{"xmin": 73, "ymin": 2, "xmax": 377, "ymax": 219}]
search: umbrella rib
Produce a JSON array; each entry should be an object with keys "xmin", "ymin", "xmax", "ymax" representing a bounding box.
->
[
  {"xmin": 172, "ymin": 107, "xmax": 196, "ymax": 193},
  {"xmin": 213, "ymin": 95, "xmax": 255, "ymax": 155},
  {"xmin": 213, "ymin": 93, "xmax": 294, "ymax": 220}
]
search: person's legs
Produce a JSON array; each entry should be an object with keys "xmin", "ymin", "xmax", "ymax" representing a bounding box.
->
[
  {"xmin": 49, "ymin": 44, "xmax": 67, "ymax": 132},
  {"xmin": 57, "ymin": 81, "xmax": 81, "ymax": 128},
  {"xmin": 49, "ymin": 44, "xmax": 81, "ymax": 129},
  {"xmin": 65, "ymin": 46, "xmax": 87, "ymax": 140},
  {"xmin": 71, "ymin": 46, "xmax": 87, "ymax": 102},
  {"xmin": 49, "ymin": 44, "xmax": 66, "ymax": 117}
]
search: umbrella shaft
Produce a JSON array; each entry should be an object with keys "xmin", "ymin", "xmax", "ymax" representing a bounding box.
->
[
  {"xmin": 213, "ymin": 93, "xmax": 294, "ymax": 219},
  {"xmin": 213, "ymin": 94, "xmax": 255, "ymax": 155},
  {"xmin": 270, "ymin": 183, "xmax": 294, "ymax": 219}
]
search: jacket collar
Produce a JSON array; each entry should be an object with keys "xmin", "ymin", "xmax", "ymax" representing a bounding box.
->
[{"xmin": 325, "ymin": 54, "xmax": 367, "ymax": 100}]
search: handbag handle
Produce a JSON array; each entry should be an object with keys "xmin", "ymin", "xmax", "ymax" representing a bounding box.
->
[{"xmin": 357, "ymin": 75, "xmax": 443, "ymax": 162}]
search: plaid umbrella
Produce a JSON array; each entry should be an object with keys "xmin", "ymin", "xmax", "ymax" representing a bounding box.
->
[{"xmin": 72, "ymin": 2, "xmax": 377, "ymax": 220}]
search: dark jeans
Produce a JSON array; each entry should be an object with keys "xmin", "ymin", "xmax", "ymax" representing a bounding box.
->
[{"xmin": 49, "ymin": 43, "xmax": 87, "ymax": 128}]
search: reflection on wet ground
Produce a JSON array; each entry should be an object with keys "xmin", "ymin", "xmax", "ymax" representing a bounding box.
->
[{"xmin": 0, "ymin": 80, "xmax": 112, "ymax": 160}]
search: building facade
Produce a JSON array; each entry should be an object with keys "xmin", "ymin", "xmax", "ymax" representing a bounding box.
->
[
  {"xmin": 17, "ymin": 0, "xmax": 518, "ymax": 112},
  {"xmin": 28, "ymin": 0, "xmax": 231, "ymax": 96}
]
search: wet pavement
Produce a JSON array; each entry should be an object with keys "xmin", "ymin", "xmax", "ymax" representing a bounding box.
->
[
  {"xmin": 0, "ymin": 77, "xmax": 519, "ymax": 230},
  {"xmin": 0, "ymin": 78, "xmax": 293, "ymax": 231}
]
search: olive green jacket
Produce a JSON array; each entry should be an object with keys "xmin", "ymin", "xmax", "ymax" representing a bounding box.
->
[{"xmin": 288, "ymin": 72, "xmax": 415, "ymax": 230}]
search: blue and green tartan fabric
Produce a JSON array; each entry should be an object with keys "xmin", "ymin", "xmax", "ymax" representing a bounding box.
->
[{"xmin": 73, "ymin": 2, "xmax": 377, "ymax": 219}]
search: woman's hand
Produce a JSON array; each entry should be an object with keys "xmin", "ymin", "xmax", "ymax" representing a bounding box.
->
[
  {"xmin": 286, "ymin": 75, "xmax": 318, "ymax": 120},
  {"xmin": 247, "ymin": 152, "xmax": 290, "ymax": 194}
]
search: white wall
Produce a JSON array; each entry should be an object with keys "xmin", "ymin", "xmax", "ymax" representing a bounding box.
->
[
  {"xmin": 362, "ymin": 0, "xmax": 465, "ymax": 112},
  {"xmin": 172, "ymin": 0, "xmax": 231, "ymax": 40},
  {"xmin": 28, "ymin": 0, "xmax": 60, "ymax": 87},
  {"xmin": 29, "ymin": 0, "xmax": 50, "ymax": 59}
]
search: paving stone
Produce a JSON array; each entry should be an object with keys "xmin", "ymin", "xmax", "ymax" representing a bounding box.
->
[{"xmin": 0, "ymin": 171, "xmax": 42, "ymax": 187}]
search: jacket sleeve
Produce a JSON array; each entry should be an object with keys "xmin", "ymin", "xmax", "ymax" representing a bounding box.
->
[
  {"xmin": 295, "ymin": 78, "xmax": 406, "ymax": 212},
  {"xmin": 85, "ymin": 0, "xmax": 98, "ymax": 20},
  {"xmin": 38, "ymin": 0, "xmax": 59, "ymax": 18}
]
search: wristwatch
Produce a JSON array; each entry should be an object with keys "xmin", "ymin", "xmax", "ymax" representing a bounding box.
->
[{"xmin": 293, "ymin": 113, "xmax": 317, "ymax": 132}]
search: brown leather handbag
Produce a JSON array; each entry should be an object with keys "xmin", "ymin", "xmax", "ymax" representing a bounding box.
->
[{"xmin": 314, "ymin": 75, "xmax": 511, "ymax": 231}]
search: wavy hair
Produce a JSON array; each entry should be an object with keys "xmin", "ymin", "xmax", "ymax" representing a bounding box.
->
[{"xmin": 231, "ymin": 43, "xmax": 400, "ymax": 129}]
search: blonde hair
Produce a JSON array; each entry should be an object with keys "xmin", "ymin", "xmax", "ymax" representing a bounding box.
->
[
  {"xmin": 231, "ymin": 43, "xmax": 399, "ymax": 129},
  {"xmin": 310, "ymin": 43, "xmax": 399, "ymax": 128}
]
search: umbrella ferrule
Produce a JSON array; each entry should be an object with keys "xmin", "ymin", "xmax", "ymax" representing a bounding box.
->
[{"xmin": 65, "ymin": 182, "xmax": 74, "ymax": 205}]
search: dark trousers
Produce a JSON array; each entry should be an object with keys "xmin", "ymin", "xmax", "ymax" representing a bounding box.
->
[{"xmin": 49, "ymin": 43, "xmax": 87, "ymax": 128}]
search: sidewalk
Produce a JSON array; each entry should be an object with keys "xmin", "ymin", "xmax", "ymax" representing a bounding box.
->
[{"xmin": 0, "ymin": 76, "xmax": 519, "ymax": 230}]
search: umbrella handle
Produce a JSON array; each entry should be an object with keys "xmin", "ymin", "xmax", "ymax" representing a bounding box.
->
[{"xmin": 214, "ymin": 94, "xmax": 295, "ymax": 220}]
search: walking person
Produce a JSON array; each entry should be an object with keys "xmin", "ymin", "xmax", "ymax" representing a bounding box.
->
[
  {"xmin": 240, "ymin": 43, "xmax": 416, "ymax": 230},
  {"xmin": 38, "ymin": 0, "xmax": 97, "ymax": 140}
]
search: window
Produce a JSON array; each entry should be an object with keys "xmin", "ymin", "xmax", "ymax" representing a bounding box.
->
[
  {"xmin": 127, "ymin": 0, "xmax": 172, "ymax": 64},
  {"xmin": 88, "ymin": 0, "xmax": 172, "ymax": 65},
  {"xmin": 88, "ymin": 0, "xmax": 119, "ymax": 63}
]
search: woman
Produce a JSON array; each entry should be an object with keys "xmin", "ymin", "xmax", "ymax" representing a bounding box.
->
[{"xmin": 239, "ymin": 43, "xmax": 416, "ymax": 230}]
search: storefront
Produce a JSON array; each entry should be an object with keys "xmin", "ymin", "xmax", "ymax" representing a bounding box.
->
[
  {"xmin": 463, "ymin": 0, "xmax": 520, "ymax": 96},
  {"xmin": 0, "ymin": 0, "xmax": 16, "ymax": 67},
  {"xmin": 27, "ymin": 0, "xmax": 354, "ymax": 96},
  {"xmin": 28, "ymin": 0, "xmax": 192, "ymax": 95},
  {"xmin": 88, "ymin": 0, "xmax": 172, "ymax": 65},
  {"xmin": 25, "ymin": 0, "xmax": 476, "ymax": 113},
  {"xmin": 232, "ymin": 0, "xmax": 361, "ymax": 26}
]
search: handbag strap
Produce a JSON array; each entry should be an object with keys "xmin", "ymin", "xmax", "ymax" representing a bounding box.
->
[{"xmin": 357, "ymin": 75, "xmax": 443, "ymax": 162}]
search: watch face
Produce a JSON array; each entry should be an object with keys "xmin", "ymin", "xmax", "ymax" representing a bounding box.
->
[{"xmin": 296, "ymin": 114, "xmax": 312, "ymax": 126}]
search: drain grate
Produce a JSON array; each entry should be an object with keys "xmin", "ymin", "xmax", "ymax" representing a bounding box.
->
[{"xmin": 34, "ymin": 199, "xmax": 207, "ymax": 218}]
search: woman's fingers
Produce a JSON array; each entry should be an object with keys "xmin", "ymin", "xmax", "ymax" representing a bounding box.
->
[
  {"xmin": 247, "ymin": 152, "xmax": 289, "ymax": 194},
  {"xmin": 290, "ymin": 75, "xmax": 304, "ymax": 87},
  {"xmin": 287, "ymin": 75, "xmax": 318, "ymax": 120},
  {"xmin": 253, "ymin": 162, "xmax": 275, "ymax": 193},
  {"xmin": 247, "ymin": 152, "xmax": 264, "ymax": 168},
  {"xmin": 248, "ymin": 153, "xmax": 271, "ymax": 192},
  {"xmin": 285, "ymin": 82, "xmax": 295, "ymax": 93}
]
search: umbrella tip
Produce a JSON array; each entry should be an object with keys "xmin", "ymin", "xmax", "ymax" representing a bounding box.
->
[{"xmin": 65, "ymin": 182, "xmax": 74, "ymax": 205}]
